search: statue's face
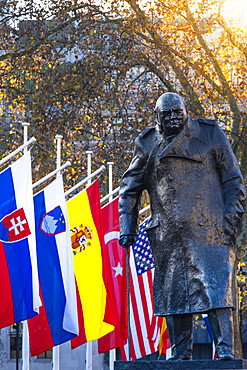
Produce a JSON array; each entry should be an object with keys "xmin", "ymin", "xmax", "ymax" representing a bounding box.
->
[{"xmin": 156, "ymin": 94, "xmax": 188, "ymax": 137}]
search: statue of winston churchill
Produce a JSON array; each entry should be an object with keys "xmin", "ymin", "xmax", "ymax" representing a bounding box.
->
[{"xmin": 118, "ymin": 92, "xmax": 246, "ymax": 360}]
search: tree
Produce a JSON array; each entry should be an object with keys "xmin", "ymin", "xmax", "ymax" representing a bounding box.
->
[
  {"xmin": 0, "ymin": 0, "xmax": 246, "ymax": 231},
  {"xmin": 0, "ymin": 1, "xmax": 159, "ymax": 193}
]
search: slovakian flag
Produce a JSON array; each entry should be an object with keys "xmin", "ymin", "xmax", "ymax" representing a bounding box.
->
[
  {"xmin": 28, "ymin": 176, "xmax": 79, "ymax": 356},
  {"xmin": 120, "ymin": 217, "xmax": 160, "ymax": 360},
  {"xmin": 98, "ymin": 197, "xmax": 127, "ymax": 353},
  {"xmin": 66, "ymin": 180, "xmax": 115, "ymax": 349},
  {"xmin": 0, "ymin": 152, "xmax": 41, "ymax": 329}
]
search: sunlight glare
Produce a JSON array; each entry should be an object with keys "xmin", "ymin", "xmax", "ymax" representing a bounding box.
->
[{"xmin": 221, "ymin": 0, "xmax": 247, "ymax": 31}]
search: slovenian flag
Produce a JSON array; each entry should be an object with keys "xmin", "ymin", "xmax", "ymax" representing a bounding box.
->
[
  {"xmin": 28, "ymin": 176, "xmax": 79, "ymax": 356},
  {"xmin": 67, "ymin": 180, "xmax": 115, "ymax": 349},
  {"xmin": 0, "ymin": 152, "xmax": 41, "ymax": 329}
]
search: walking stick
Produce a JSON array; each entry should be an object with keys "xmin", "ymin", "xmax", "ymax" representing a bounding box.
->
[{"xmin": 126, "ymin": 246, "xmax": 131, "ymax": 361}]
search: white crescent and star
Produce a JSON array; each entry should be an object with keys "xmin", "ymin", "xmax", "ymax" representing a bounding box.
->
[{"xmin": 104, "ymin": 231, "xmax": 123, "ymax": 278}]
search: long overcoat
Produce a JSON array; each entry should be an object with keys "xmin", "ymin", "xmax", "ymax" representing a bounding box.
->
[{"xmin": 119, "ymin": 116, "xmax": 246, "ymax": 316}]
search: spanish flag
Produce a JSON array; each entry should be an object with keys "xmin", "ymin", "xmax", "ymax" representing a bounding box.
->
[
  {"xmin": 66, "ymin": 180, "xmax": 114, "ymax": 348},
  {"xmin": 158, "ymin": 317, "xmax": 171, "ymax": 356}
]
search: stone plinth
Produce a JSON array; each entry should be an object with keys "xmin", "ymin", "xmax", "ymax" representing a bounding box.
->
[{"xmin": 114, "ymin": 359, "xmax": 247, "ymax": 370}]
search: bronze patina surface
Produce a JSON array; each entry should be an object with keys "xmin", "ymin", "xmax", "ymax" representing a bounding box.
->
[{"xmin": 118, "ymin": 93, "xmax": 246, "ymax": 360}]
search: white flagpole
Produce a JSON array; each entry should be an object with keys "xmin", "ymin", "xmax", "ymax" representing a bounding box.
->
[
  {"xmin": 23, "ymin": 122, "xmax": 29, "ymax": 155},
  {"xmin": 64, "ymin": 165, "xmax": 105, "ymax": 197},
  {"xmin": 52, "ymin": 134, "xmax": 63, "ymax": 370},
  {"xmin": 0, "ymin": 137, "xmax": 36, "ymax": 167},
  {"xmin": 139, "ymin": 204, "xmax": 150, "ymax": 216},
  {"xmin": 86, "ymin": 150, "xmax": 93, "ymax": 370},
  {"xmin": 56, "ymin": 135, "xmax": 63, "ymax": 178},
  {"xmin": 100, "ymin": 186, "xmax": 119, "ymax": 205},
  {"xmin": 107, "ymin": 162, "xmax": 114, "ymax": 203},
  {"xmin": 86, "ymin": 150, "xmax": 93, "ymax": 186},
  {"xmin": 22, "ymin": 122, "xmax": 30, "ymax": 370},
  {"xmin": 107, "ymin": 162, "xmax": 116, "ymax": 370},
  {"xmin": 32, "ymin": 161, "xmax": 71, "ymax": 189}
]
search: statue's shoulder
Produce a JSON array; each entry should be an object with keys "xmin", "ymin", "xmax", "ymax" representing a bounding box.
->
[
  {"xmin": 138, "ymin": 126, "xmax": 157, "ymax": 139},
  {"xmin": 197, "ymin": 118, "xmax": 228, "ymax": 143},
  {"xmin": 136, "ymin": 126, "xmax": 158, "ymax": 152},
  {"xmin": 197, "ymin": 118, "xmax": 216, "ymax": 126},
  {"xmin": 138, "ymin": 126, "xmax": 158, "ymax": 145}
]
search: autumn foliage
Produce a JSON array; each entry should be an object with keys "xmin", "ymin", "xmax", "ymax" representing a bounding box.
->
[{"xmin": 0, "ymin": 0, "xmax": 246, "ymax": 245}]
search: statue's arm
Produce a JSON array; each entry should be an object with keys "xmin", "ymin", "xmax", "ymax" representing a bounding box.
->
[
  {"xmin": 213, "ymin": 125, "xmax": 246, "ymax": 242},
  {"xmin": 118, "ymin": 136, "xmax": 147, "ymax": 247}
]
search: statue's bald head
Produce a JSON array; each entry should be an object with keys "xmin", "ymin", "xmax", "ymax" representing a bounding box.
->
[
  {"xmin": 155, "ymin": 93, "xmax": 188, "ymax": 138},
  {"xmin": 155, "ymin": 93, "xmax": 186, "ymax": 113}
]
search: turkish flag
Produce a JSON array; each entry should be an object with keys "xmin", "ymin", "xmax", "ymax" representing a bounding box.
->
[{"xmin": 98, "ymin": 197, "xmax": 127, "ymax": 353}]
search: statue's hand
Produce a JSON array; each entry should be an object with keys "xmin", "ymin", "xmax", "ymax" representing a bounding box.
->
[{"xmin": 119, "ymin": 235, "xmax": 136, "ymax": 249}]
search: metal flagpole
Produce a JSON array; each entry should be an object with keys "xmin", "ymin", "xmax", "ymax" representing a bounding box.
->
[
  {"xmin": 32, "ymin": 162, "xmax": 71, "ymax": 189},
  {"xmin": 107, "ymin": 162, "xmax": 116, "ymax": 370},
  {"xmin": 86, "ymin": 150, "xmax": 93, "ymax": 186},
  {"xmin": 56, "ymin": 135, "xmax": 63, "ymax": 178},
  {"xmin": 0, "ymin": 137, "xmax": 36, "ymax": 167},
  {"xmin": 52, "ymin": 134, "xmax": 63, "ymax": 370},
  {"xmin": 139, "ymin": 204, "xmax": 150, "ymax": 216},
  {"xmin": 100, "ymin": 186, "xmax": 119, "ymax": 204},
  {"xmin": 107, "ymin": 162, "xmax": 114, "ymax": 202},
  {"xmin": 64, "ymin": 165, "xmax": 105, "ymax": 197},
  {"xmin": 23, "ymin": 122, "xmax": 29, "ymax": 155},
  {"xmin": 22, "ymin": 122, "xmax": 30, "ymax": 370},
  {"xmin": 86, "ymin": 150, "xmax": 93, "ymax": 370}
]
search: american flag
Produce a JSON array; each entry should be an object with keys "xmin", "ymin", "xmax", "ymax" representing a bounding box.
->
[{"xmin": 120, "ymin": 218, "xmax": 160, "ymax": 360}]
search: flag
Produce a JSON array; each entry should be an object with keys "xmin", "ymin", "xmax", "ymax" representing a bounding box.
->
[
  {"xmin": 66, "ymin": 180, "xmax": 114, "ymax": 349},
  {"xmin": 0, "ymin": 152, "xmax": 41, "ymax": 329},
  {"xmin": 120, "ymin": 218, "xmax": 160, "ymax": 360},
  {"xmin": 158, "ymin": 318, "xmax": 171, "ymax": 356},
  {"xmin": 28, "ymin": 176, "xmax": 78, "ymax": 356},
  {"xmin": 98, "ymin": 197, "xmax": 127, "ymax": 353},
  {"xmin": 148, "ymin": 314, "xmax": 171, "ymax": 357},
  {"xmin": 202, "ymin": 314, "xmax": 216, "ymax": 359}
]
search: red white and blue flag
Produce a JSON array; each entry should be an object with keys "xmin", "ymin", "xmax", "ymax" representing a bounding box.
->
[
  {"xmin": 28, "ymin": 176, "xmax": 79, "ymax": 356},
  {"xmin": 98, "ymin": 201, "xmax": 169, "ymax": 360},
  {"xmin": 120, "ymin": 217, "xmax": 160, "ymax": 360},
  {"xmin": 0, "ymin": 152, "xmax": 41, "ymax": 329}
]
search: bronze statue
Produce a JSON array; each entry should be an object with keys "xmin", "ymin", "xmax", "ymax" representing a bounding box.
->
[{"xmin": 118, "ymin": 92, "xmax": 246, "ymax": 360}]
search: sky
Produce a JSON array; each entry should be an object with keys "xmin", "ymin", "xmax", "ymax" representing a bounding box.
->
[{"xmin": 221, "ymin": 0, "xmax": 247, "ymax": 31}]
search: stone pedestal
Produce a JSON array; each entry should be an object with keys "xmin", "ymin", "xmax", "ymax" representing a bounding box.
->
[{"xmin": 114, "ymin": 359, "xmax": 247, "ymax": 370}]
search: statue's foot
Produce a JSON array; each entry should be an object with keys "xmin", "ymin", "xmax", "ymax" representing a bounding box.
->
[{"xmin": 216, "ymin": 344, "xmax": 234, "ymax": 360}]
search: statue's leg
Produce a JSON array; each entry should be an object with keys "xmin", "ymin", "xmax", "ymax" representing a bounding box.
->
[
  {"xmin": 207, "ymin": 308, "xmax": 234, "ymax": 360},
  {"xmin": 163, "ymin": 314, "xmax": 193, "ymax": 360}
]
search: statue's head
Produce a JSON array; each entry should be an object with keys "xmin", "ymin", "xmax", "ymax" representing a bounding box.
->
[{"xmin": 155, "ymin": 92, "xmax": 188, "ymax": 137}]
